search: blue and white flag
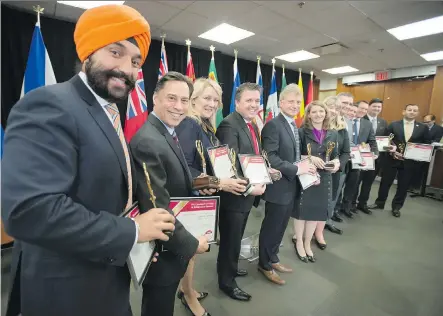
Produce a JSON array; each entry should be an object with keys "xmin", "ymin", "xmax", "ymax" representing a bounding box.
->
[
  {"xmin": 229, "ymin": 54, "xmax": 241, "ymax": 113},
  {"xmin": 255, "ymin": 59, "xmax": 264, "ymax": 131},
  {"xmin": 20, "ymin": 20, "xmax": 56, "ymax": 97},
  {"xmin": 266, "ymin": 64, "xmax": 279, "ymax": 120}
]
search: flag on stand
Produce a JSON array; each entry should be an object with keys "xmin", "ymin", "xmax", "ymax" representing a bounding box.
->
[
  {"xmin": 158, "ymin": 37, "xmax": 168, "ymax": 80},
  {"xmin": 208, "ymin": 47, "xmax": 223, "ymax": 128},
  {"xmin": 229, "ymin": 51, "xmax": 241, "ymax": 113},
  {"xmin": 254, "ymin": 58, "xmax": 264, "ymax": 131},
  {"xmin": 281, "ymin": 65, "xmax": 287, "ymax": 91},
  {"xmin": 265, "ymin": 61, "xmax": 278, "ymax": 122},
  {"xmin": 124, "ymin": 69, "xmax": 148, "ymax": 142},
  {"xmin": 306, "ymin": 71, "xmax": 314, "ymax": 105},
  {"xmin": 294, "ymin": 69, "xmax": 305, "ymax": 127},
  {"xmin": 186, "ymin": 40, "xmax": 196, "ymax": 82},
  {"xmin": 21, "ymin": 17, "xmax": 56, "ymax": 98}
]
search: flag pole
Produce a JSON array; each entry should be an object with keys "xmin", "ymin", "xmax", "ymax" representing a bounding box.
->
[
  {"xmin": 282, "ymin": 64, "xmax": 285, "ymax": 75},
  {"xmin": 185, "ymin": 39, "xmax": 191, "ymax": 54},
  {"xmin": 33, "ymin": 5, "xmax": 44, "ymax": 25},
  {"xmin": 210, "ymin": 45, "xmax": 215, "ymax": 60},
  {"xmin": 160, "ymin": 34, "xmax": 166, "ymax": 48}
]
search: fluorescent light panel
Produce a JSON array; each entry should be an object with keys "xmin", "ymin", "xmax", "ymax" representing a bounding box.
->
[
  {"xmin": 198, "ymin": 23, "xmax": 254, "ymax": 45},
  {"xmin": 322, "ymin": 66, "xmax": 359, "ymax": 74},
  {"xmin": 276, "ymin": 50, "xmax": 320, "ymax": 63},
  {"xmin": 387, "ymin": 15, "xmax": 443, "ymax": 40},
  {"xmin": 421, "ymin": 50, "xmax": 443, "ymax": 61},
  {"xmin": 57, "ymin": 1, "xmax": 125, "ymax": 9}
]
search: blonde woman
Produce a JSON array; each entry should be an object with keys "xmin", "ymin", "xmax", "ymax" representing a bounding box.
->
[
  {"xmin": 313, "ymin": 96, "xmax": 351, "ymax": 249},
  {"xmin": 175, "ymin": 78, "xmax": 247, "ymax": 316},
  {"xmin": 292, "ymin": 101, "xmax": 340, "ymax": 262}
]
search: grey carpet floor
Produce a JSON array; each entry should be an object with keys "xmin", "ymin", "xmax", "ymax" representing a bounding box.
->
[{"xmin": 2, "ymin": 184, "xmax": 443, "ymax": 316}]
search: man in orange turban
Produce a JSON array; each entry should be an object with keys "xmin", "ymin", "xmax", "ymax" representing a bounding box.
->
[{"xmin": 2, "ymin": 4, "xmax": 176, "ymax": 316}]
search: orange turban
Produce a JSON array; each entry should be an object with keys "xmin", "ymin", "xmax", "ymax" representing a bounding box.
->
[{"xmin": 74, "ymin": 4, "xmax": 151, "ymax": 65}]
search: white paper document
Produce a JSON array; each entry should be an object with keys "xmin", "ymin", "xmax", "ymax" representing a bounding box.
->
[
  {"xmin": 296, "ymin": 158, "xmax": 320, "ymax": 190},
  {"xmin": 207, "ymin": 145, "xmax": 235, "ymax": 179},
  {"xmin": 376, "ymin": 136, "xmax": 390, "ymax": 152},
  {"xmin": 239, "ymin": 155, "xmax": 272, "ymax": 184},
  {"xmin": 403, "ymin": 143, "xmax": 433, "ymax": 162}
]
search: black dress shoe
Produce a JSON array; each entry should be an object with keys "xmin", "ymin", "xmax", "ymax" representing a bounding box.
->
[
  {"xmin": 294, "ymin": 245, "xmax": 308, "ymax": 263},
  {"xmin": 331, "ymin": 213, "xmax": 343, "ymax": 223},
  {"xmin": 236, "ymin": 269, "xmax": 248, "ymax": 277},
  {"xmin": 315, "ymin": 239, "xmax": 327, "ymax": 250},
  {"xmin": 392, "ymin": 209, "xmax": 401, "ymax": 217},
  {"xmin": 180, "ymin": 295, "xmax": 211, "ymax": 316},
  {"xmin": 368, "ymin": 203, "xmax": 384, "ymax": 210},
  {"xmin": 325, "ymin": 223, "xmax": 343, "ymax": 235},
  {"xmin": 357, "ymin": 205, "xmax": 372, "ymax": 215},
  {"xmin": 341, "ymin": 209, "xmax": 353, "ymax": 218},
  {"xmin": 351, "ymin": 205, "xmax": 358, "ymax": 213},
  {"xmin": 219, "ymin": 286, "xmax": 251, "ymax": 301},
  {"xmin": 177, "ymin": 290, "xmax": 209, "ymax": 301},
  {"xmin": 307, "ymin": 255, "xmax": 316, "ymax": 263}
]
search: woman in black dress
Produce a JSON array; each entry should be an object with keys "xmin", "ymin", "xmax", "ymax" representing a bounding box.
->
[
  {"xmin": 293, "ymin": 101, "xmax": 340, "ymax": 262},
  {"xmin": 175, "ymin": 78, "xmax": 247, "ymax": 316}
]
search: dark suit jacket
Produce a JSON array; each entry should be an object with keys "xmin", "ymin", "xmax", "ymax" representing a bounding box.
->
[
  {"xmin": 130, "ymin": 114, "xmax": 199, "ymax": 286},
  {"xmin": 1, "ymin": 75, "xmax": 137, "ymax": 316},
  {"xmin": 176, "ymin": 116, "xmax": 216, "ymax": 178},
  {"xmin": 336, "ymin": 128, "xmax": 351, "ymax": 172},
  {"xmin": 429, "ymin": 124, "xmax": 443, "ymax": 142},
  {"xmin": 363, "ymin": 115, "xmax": 388, "ymax": 136},
  {"xmin": 261, "ymin": 113, "xmax": 300, "ymax": 205},
  {"xmin": 347, "ymin": 117, "xmax": 379, "ymax": 155},
  {"xmin": 386, "ymin": 120, "xmax": 432, "ymax": 168},
  {"xmin": 215, "ymin": 111, "xmax": 262, "ymax": 212}
]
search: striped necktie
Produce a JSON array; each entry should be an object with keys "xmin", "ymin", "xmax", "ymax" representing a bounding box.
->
[
  {"xmin": 105, "ymin": 103, "xmax": 133, "ymax": 211},
  {"xmin": 291, "ymin": 121, "xmax": 301, "ymax": 162}
]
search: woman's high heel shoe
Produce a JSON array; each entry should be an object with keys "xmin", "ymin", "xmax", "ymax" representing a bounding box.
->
[
  {"xmin": 315, "ymin": 239, "xmax": 327, "ymax": 250},
  {"xmin": 294, "ymin": 244, "xmax": 308, "ymax": 263},
  {"xmin": 177, "ymin": 290, "xmax": 208, "ymax": 301},
  {"xmin": 180, "ymin": 295, "xmax": 211, "ymax": 316},
  {"xmin": 307, "ymin": 255, "xmax": 316, "ymax": 263}
]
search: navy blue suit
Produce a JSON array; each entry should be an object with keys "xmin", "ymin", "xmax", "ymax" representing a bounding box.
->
[{"xmin": 1, "ymin": 75, "xmax": 137, "ymax": 316}]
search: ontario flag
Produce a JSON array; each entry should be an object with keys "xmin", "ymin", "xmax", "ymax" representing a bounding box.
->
[
  {"xmin": 186, "ymin": 45, "xmax": 196, "ymax": 82},
  {"xmin": 124, "ymin": 69, "xmax": 148, "ymax": 142},
  {"xmin": 158, "ymin": 39, "xmax": 168, "ymax": 80}
]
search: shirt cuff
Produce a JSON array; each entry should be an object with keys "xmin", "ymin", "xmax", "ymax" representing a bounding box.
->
[{"xmin": 131, "ymin": 219, "xmax": 139, "ymax": 249}]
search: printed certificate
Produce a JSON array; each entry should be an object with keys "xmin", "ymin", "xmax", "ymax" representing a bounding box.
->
[
  {"xmin": 358, "ymin": 143, "xmax": 371, "ymax": 153},
  {"xmin": 238, "ymin": 154, "xmax": 272, "ymax": 184},
  {"xmin": 170, "ymin": 197, "xmax": 219, "ymax": 244},
  {"xmin": 376, "ymin": 136, "xmax": 390, "ymax": 152},
  {"xmin": 350, "ymin": 146, "xmax": 363, "ymax": 165},
  {"xmin": 404, "ymin": 143, "xmax": 434, "ymax": 162},
  {"xmin": 121, "ymin": 204, "xmax": 156, "ymax": 289},
  {"xmin": 352, "ymin": 152, "xmax": 375, "ymax": 170},
  {"xmin": 207, "ymin": 145, "xmax": 235, "ymax": 179},
  {"xmin": 296, "ymin": 158, "xmax": 320, "ymax": 190}
]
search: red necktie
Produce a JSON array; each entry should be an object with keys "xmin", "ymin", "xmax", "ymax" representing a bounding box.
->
[{"xmin": 247, "ymin": 122, "xmax": 260, "ymax": 155}]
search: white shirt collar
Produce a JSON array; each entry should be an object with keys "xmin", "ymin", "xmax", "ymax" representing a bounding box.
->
[
  {"xmin": 367, "ymin": 114, "xmax": 377, "ymax": 121},
  {"xmin": 151, "ymin": 111, "xmax": 175, "ymax": 135},
  {"xmin": 403, "ymin": 119, "xmax": 415, "ymax": 125},
  {"xmin": 281, "ymin": 112, "xmax": 295, "ymax": 125},
  {"xmin": 78, "ymin": 72, "xmax": 110, "ymax": 107}
]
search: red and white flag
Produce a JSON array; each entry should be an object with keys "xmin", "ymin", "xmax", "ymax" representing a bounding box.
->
[
  {"xmin": 158, "ymin": 37, "xmax": 168, "ymax": 80},
  {"xmin": 186, "ymin": 41, "xmax": 196, "ymax": 82},
  {"xmin": 124, "ymin": 69, "xmax": 148, "ymax": 142}
]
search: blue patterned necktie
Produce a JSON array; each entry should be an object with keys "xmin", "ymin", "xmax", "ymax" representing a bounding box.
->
[{"xmin": 291, "ymin": 121, "xmax": 301, "ymax": 162}]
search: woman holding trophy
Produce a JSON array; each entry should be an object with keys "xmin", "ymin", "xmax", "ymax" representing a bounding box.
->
[
  {"xmin": 175, "ymin": 78, "xmax": 248, "ymax": 316},
  {"xmin": 292, "ymin": 101, "xmax": 340, "ymax": 262}
]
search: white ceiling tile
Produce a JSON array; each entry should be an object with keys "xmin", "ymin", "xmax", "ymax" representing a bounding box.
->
[
  {"xmin": 185, "ymin": 0, "xmax": 259, "ymax": 19},
  {"xmin": 162, "ymin": 10, "xmax": 214, "ymax": 39},
  {"xmin": 404, "ymin": 33, "xmax": 443, "ymax": 54},
  {"xmin": 158, "ymin": 1, "xmax": 195, "ymax": 10},
  {"xmin": 127, "ymin": 1, "xmax": 182, "ymax": 27}
]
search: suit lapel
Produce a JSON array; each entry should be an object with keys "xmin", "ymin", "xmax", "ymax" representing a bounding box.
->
[
  {"xmin": 71, "ymin": 75, "xmax": 129, "ymax": 185},
  {"xmin": 304, "ymin": 128, "xmax": 318, "ymax": 143},
  {"xmin": 358, "ymin": 119, "xmax": 366, "ymax": 143},
  {"xmin": 149, "ymin": 115, "xmax": 193, "ymax": 190},
  {"xmin": 397, "ymin": 120, "xmax": 406, "ymax": 143},
  {"xmin": 279, "ymin": 114, "xmax": 297, "ymax": 149},
  {"xmin": 234, "ymin": 112, "xmax": 255, "ymax": 153}
]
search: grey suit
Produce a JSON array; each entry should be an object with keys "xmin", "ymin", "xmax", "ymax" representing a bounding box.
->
[
  {"xmin": 1, "ymin": 75, "xmax": 137, "ymax": 316},
  {"xmin": 259, "ymin": 113, "xmax": 300, "ymax": 270},
  {"xmin": 130, "ymin": 114, "xmax": 199, "ymax": 316}
]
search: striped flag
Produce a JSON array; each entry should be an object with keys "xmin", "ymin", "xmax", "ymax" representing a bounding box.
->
[
  {"xmin": 229, "ymin": 52, "xmax": 241, "ymax": 113},
  {"xmin": 306, "ymin": 71, "xmax": 314, "ymax": 105},
  {"xmin": 158, "ymin": 38, "xmax": 168, "ymax": 80},
  {"xmin": 295, "ymin": 70, "xmax": 305, "ymax": 127},
  {"xmin": 255, "ymin": 58, "xmax": 264, "ymax": 131},
  {"xmin": 124, "ymin": 69, "xmax": 148, "ymax": 142},
  {"xmin": 21, "ymin": 20, "xmax": 56, "ymax": 97},
  {"xmin": 208, "ymin": 49, "xmax": 223, "ymax": 128},
  {"xmin": 265, "ymin": 62, "xmax": 278, "ymax": 122},
  {"xmin": 186, "ymin": 43, "xmax": 196, "ymax": 82}
]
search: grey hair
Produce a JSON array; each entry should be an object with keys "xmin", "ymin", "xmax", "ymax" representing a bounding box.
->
[{"xmin": 279, "ymin": 83, "xmax": 302, "ymax": 101}]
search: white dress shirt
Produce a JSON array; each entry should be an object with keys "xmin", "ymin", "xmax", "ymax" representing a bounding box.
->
[{"xmin": 367, "ymin": 114, "xmax": 378, "ymax": 133}]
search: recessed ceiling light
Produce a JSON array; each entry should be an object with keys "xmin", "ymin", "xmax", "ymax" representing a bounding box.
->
[
  {"xmin": 421, "ymin": 50, "xmax": 443, "ymax": 61},
  {"xmin": 322, "ymin": 66, "xmax": 359, "ymax": 74},
  {"xmin": 275, "ymin": 50, "xmax": 320, "ymax": 63},
  {"xmin": 57, "ymin": 1, "xmax": 125, "ymax": 10},
  {"xmin": 387, "ymin": 15, "xmax": 443, "ymax": 40},
  {"xmin": 198, "ymin": 23, "xmax": 254, "ymax": 45}
]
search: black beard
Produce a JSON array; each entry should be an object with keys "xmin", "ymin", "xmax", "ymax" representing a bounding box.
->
[{"xmin": 85, "ymin": 60, "xmax": 136, "ymax": 103}]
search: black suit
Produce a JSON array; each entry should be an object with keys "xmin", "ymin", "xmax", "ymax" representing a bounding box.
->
[
  {"xmin": 429, "ymin": 124, "xmax": 443, "ymax": 142},
  {"xmin": 374, "ymin": 120, "xmax": 431, "ymax": 210},
  {"xmin": 341, "ymin": 117, "xmax": 379, "ymax": 209},
  {"xmin": 215, "ymin": 111, "xmax": 261, "ymax": 289},
  {"xmin": 130, "ymin": 114, "xmax": 199, "ymax": 316},
  {"xmin": 331, "ymin": 128, "xmax": 350, "ymax": 213},
  {"xmin": 354, "ymin": 115, "xmax": 388, "ymax": 206},
  {"xmin": 1, "ymin": 75, "xmax": 137, "ymax": 316},
  {"xmin": 259, "ymin": 114, "xmax": 299, "ymax": 270}
]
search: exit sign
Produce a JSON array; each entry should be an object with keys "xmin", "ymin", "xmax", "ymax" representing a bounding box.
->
[{"xmin": 375, "ymin": 71, "xmax": 391, "ymax": 81}]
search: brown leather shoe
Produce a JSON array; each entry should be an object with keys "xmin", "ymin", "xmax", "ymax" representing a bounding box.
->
[
  {"xmin": 271, "ymin": 263, "xmax": 293, "ymax": 273},
  {"xmin": 257, "ymin": 267, "xmax": 285, "ymax": 285}
]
